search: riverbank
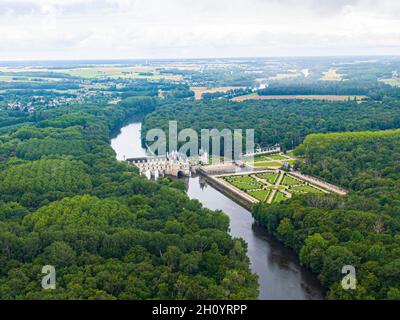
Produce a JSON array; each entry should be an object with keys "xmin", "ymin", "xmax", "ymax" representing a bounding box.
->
[
  {"xmin": 186, "ymin": 175, "xmax": 324, "ymax": 300},
  {"xmin": 199, "ymin": 167, "xmax": 343, "ymax": 210},
  {"xmin": 112, "ymin": 121, "xmax": 325, "ymax": 300},
  {"xmin": 199, "ymin": 172, "xmax": 327, "ymax": 299},
  {"xmin": 200, "ymin": 172, "xmax": 256, "ymax": 210}
]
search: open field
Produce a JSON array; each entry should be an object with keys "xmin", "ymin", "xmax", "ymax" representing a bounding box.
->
[
  {"xmin": 160, "ymin": 64, "xmax": 202, "ymax": 71},
  {"xmin": 268, "ymin": 154, "xmax": 288, "ymax": 160},
  {"xmin": 0, "ymin": 74, "xmax": 64, "ymax": 82},
  {"xmin": 245, "ymin": 152, "xmax": 298, "ymax": 169},
  {"xmin": 291, "ymin": 185, "xmax": 324, "ymax": 194},
  {"xmin": 254, "ymin": 161, "xmax": 282, "ymax": 167},
  {"xmin": 268, "ymin": 72, "xmax": 301, "ymax": 81},
  {"xmin": 321, "ymin": 68, "xmax": 344, "ymax": 81},
  {"xmin": 254, "ymin": 172, "xmax": 279, "ymax": 184},
  {"xmin": 0, "ymin": 66, "xmax": 183, "ymax": 81},
  {"xmin": 247, "ymin": 189, "xmax": 271, "ymax": 202},
  {"xmin": 282, "ymin": 175, "xmax": 302, "ymax": 186},
  {"xmin": 191, "ymin": 86, "xmax": 246, "ymax": 100},
  {"xmin": 273, "ymin": 191, "xmax": 288, "ymax": 203},
  {"xmin": 62, "ymin": 67, "xmax": 183, "ymax": 81},
  {"xmin": 223, "ymin": 175, "xmax": 263, "ymax": 191},
  {"xmin": 232, "ymin": 93, "xmax": 366, "ymax": 102},
  {"xmin": 379, "ymin": 78, "xmax": 400, "ymax": 87},
  {"xmin": 253, "ymin": 155, "xmax": 278, "ymax": 162}
]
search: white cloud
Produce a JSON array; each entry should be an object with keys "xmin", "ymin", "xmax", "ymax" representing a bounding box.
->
[{"xmin": 0, "ymin": 0, "xmax": 399, "ymax": 60}]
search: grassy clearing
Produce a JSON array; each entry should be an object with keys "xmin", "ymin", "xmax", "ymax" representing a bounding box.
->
[
  {"xmin": 247, "ymin": 189, "xmax": 270, "ymax": 202},
  {"xmin": 232, "ymin": 94, "xmax": 365, "ymax": 102},
  {"xmin": 223, "ymin": 175, "xmax": 262, "ymax": 190},
  {"xmin": 291, "ymin": 185, "xmax": 323, "ymax": 194},
  {"xmin": 253, "ymin": 156, "xmax": 273, "ymax": 163},
  {"xmin": 379, "ymin": 78, "xmax": 400, "ymax": 87},
  {"xmin": 282, "ymin": 175, "xmax": 301, "ymax": 186},
  {"xmin": 254, "ymin": 161, "xmax": 282, "ymax": 167},
  {"xmin": 231, "ymin": 93, "xmax": 258, "ymax": 101},
  {"xmin": 268, "ymin": 154, "xmax": 288, "ymax": 160},
  {"xmin": 247, "ymin": 153, "xmax": 298, "ymax": 169},
  {"xmin": 269, "ymin": 72, "xmax": 301, "ymax": 81},
  {"xmin": 191, "ymin": 86, "xmax": 246, "ymax": 100},
  {"xmin": 58, "ymin": 67, "xmax": 182, "ymax": 81},
  {"xmin": 272, "ymin": 191, "xmax": 288, "ymax": 203},
  {"xmin": 244, "ymin": 151, "xmax": 308, "ymax": 168},
  {"xmin": 254, "ymin": 172, "xmax": 279, "ymax": 184}
]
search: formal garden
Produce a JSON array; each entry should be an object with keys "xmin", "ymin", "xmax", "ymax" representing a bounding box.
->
[{"xmin": 222, "ymin": 170, "xmax": 328, "ymax": 204}]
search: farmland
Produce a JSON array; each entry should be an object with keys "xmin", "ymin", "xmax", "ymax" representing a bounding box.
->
[
  {"xmin": 191, "ymin": 86, "xmax": 246, "ymax": 99},
  {"xmin": 60, "ymin": 67, "xmax": 183, "ymax": 81},
  {"xmin": 379, "ymin": 78, "xmax": 400, "ymax": 87},
  {"xmin": 321, "ymin": 68, "xmax": 344, "ymax": 81},
  {"xmin": 232, "ymin": 93, "xmax": 365, "ymax": 102},
  {"xmin": 0, "ymin": 66, "xmax": 183, "ymax": 81}
]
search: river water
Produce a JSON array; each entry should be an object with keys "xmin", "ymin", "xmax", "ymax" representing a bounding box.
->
[{"xmin": 111, "ymin": 122, "xmax": 324, "ymax": 300}]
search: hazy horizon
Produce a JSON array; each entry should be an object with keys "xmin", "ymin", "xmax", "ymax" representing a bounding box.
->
[
  {"xmin": 0, "ymin": 54, "xmax": 399, "ymax": 64},
  {"xmin": 1, "ymin": 0, "xmax": 400, "ymax": 60}
]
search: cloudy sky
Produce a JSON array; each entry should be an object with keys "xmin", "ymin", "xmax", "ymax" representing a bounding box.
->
[{"xmin": 1, "ymin": 0, "xmax": 400, "ymax": 60}]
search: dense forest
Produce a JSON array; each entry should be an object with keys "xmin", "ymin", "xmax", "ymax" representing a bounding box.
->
[
  {"xmin": 0, "ymin": 96, "xmax": 258, "ymax": 299},
  {"xmin": 142, "ymin": 89, "xmax": 400, "ymax": 299},
  {"xmin": 1, "ymin": 57, "xmax": 400, "ymax": 300},
  {"xmin": 142, "ymin": 97, "xmax": 400, "ymax": 151},
  {"xmin": 0, "ymin": 81, "xmax": 80, "ymax": 91},
  {"xmin": 257, "ymin": 82, "xmax": 378, "ymax": 96},
  {"xmin": 253, "ymin": 129, "xmax": 400, "ymax": 299},
  {"xmin": 256, "ymin": 83, "xmax": 400, "ymax": 102}
]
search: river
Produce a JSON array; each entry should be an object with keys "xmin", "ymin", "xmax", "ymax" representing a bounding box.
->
[{"xmin": 111, "ymin": 121, "xmax": 324, "ymax": 300}]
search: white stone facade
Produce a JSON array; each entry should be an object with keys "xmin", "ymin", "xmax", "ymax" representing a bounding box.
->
[{"xmin": 131, "ymin": 152, "xmax": 191, "ymax": 180}]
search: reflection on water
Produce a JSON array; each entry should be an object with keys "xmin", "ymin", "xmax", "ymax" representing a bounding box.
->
[
  {"xmin": 186, "ymin": 176, "xmax": 323, "ymax": 300},
  {"xmin": 111, "ymin": 122, "xmax": 324, "ymax": 300},
  {"xmin": 111, "ymin": 122, "xmax": 147, "ymax": 161}
]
